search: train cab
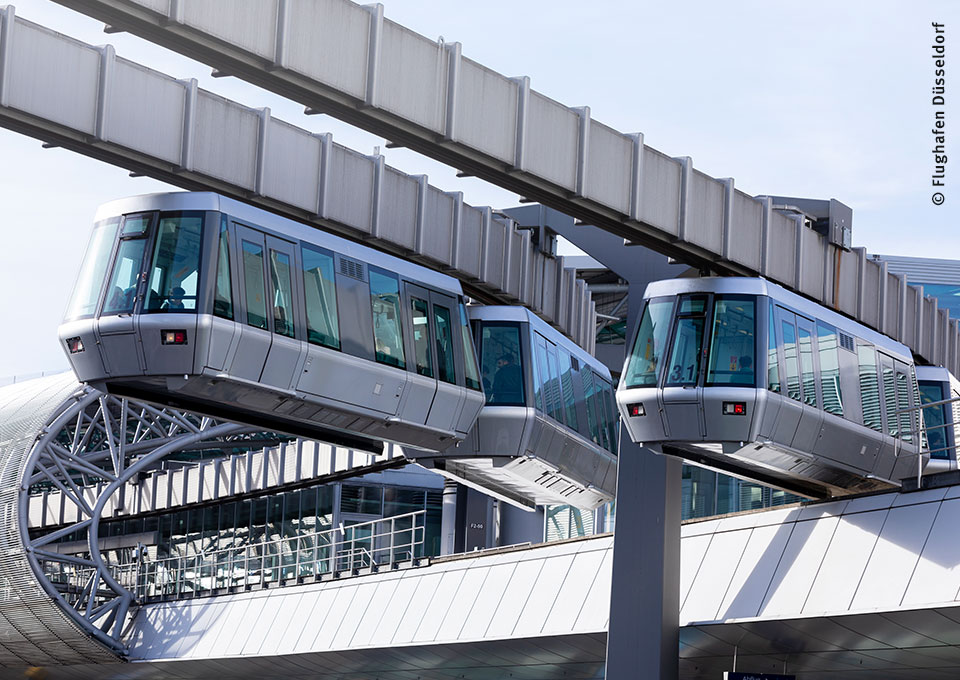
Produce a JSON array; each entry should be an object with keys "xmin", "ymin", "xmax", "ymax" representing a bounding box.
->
[
  {"xmin": 617, "ymin": 277, "xmax": 927, "ymax": 498},
  {"xmin": 917, "ymin": 365, "xmax": 960, "ymax": 473},
  {"xmin": 58, "ymin": 193, "xmax": 485, "ymax": 453},
  {"xmin": 417, "ymin": 306, "xmax": 619, "ymax": 509}
]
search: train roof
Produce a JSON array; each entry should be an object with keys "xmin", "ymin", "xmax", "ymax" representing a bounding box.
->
[
  {"xmin": 468, "ymin": 305, "xmax": 611, "ymax": 380},
  {"xmin": 644, "ymin": 277, "xmax": 913, "ymax": 362},
  {"xmin": 94, "ymin": 192, "xmax": 464, "ymax": 295}
]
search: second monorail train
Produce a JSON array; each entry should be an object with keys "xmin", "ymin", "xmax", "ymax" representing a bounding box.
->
[
  {"xmin": 58, "ymin": 193, "xmax": 485, "ymax": 452},
  {"xmin": 617, "ymin": 277, "xmax": 928, "ymax": 498}
]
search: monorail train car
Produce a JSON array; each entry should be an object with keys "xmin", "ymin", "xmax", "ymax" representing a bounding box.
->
[
  {"xmin": 417, "ymin": 307, "xmax": 619, "ymax": 509},
  {"xmin": 58, "ymin": 193, "xmax": 485, "ymax": 452},
  {"xmin": 617, "ymin": 277, "xmax": 928, "ymax": 498},
  {"xmin": 916, "ymin": 365, "xmax": 960, "ymax": 473}
]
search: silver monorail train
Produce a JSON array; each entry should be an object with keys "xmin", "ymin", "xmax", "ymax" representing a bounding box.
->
[
  {"xmin": 617, "ymin": 277, "xmax": 927, "ymax": 498},
  {"xmin": 418, "ymin": 306, "xmax": 619, "ymax": 509},
  {"xmin": 59, "ymin": 193, "xmax": 485, "ymax": 452}
]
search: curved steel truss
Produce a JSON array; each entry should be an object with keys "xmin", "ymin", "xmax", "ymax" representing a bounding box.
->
[{"xmin": 0, "ymin": 373, "xmax": 257, "ymax": 663}]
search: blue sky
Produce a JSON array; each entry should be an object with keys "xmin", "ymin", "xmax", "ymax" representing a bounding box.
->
[{"xmin": 0, "ymin": 0, "xmax": 956, "ymax": 377}]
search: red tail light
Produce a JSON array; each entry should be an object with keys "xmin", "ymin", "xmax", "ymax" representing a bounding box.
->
[
  {"xmin": 161, "ymin": 330, "xmax": 187, "ymax": 345},
  {"xmin": 66, "ymin": 337, "xmax": 84, "ymax": 354},
  {"xmin": 723, "ymin": 401, "xmax": 746, "ymax": 416},
  {"xmin": 627, "ymin": 403, "xmax": 645, "ymax": 417}
]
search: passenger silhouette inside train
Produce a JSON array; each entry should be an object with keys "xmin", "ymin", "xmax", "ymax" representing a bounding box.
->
[
  {"xmin": 161, "ymin": 286, "xmax": 185, "ymax": 310},
  {"xmin": 492, "ymin": 353, "xmax": 523, "ymax": 404}
]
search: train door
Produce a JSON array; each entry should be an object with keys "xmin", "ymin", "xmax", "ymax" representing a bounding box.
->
[
  {"xmin": 771, "ymin": 306, "xmax": 803, "ymax": 446},
  {"xmin": 792, "ymin": 315, "xmax": 823, "ymax": 453},
  {"xmin": 425, "ymin": 291, "xmax": 467, "ymax": 433},
  {"xmin": 260, "ymin": 235, "xmax": 304, "ymax": 391},
  {"xmin": 660, "ymin": 294, "xmax": 707, "ymax": 439},
  {"xmin": 95, "ymin": 212, "xmax": 154, "ymax": 376},
  {"xmin": 228, "ymin": 225, "xmax": 272, "ymax": 382},
  {"xmin": 399, "ymin": 282, "xmax": 437, "ymax": 425}
]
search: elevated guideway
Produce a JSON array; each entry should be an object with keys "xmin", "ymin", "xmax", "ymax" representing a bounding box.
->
[
  {"xmin": 46, "ymin": 0, "xmax": 960, "ymax": 377},
  {"xmin": 0, "ymin": 7, "xmax": 594, "ymax": 349}
]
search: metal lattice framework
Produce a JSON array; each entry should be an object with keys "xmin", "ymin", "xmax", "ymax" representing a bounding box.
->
[{"xmin": 0, "ymin": 373, "xmax": 257, "ymax": 663}]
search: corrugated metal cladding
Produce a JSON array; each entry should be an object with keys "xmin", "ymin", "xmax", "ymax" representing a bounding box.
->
[
  {"xmin": 0, "ymin": 375, "xmax": 121, "ymax": 666},
  {"xmin": 0, "ymin": 10, "xmax": 594, "ymax": 353},
  {"xmin": 875, "ymin": 254, "xmax": 960, "ymax": 286},
  {"xmin": 48, "ymin": 0, "xmax": 959, "ymax": 372}
]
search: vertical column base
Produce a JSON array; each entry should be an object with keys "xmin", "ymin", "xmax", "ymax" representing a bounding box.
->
[{"xmin": 604, "ymin": 441, "xmax": 681, "ymax": 679}]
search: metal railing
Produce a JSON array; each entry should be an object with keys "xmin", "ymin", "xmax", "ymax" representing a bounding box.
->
[{"xmin": 39, "ymin": 511, "xmax": 426, "ymax": 602}]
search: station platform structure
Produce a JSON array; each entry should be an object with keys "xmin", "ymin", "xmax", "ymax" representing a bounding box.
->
[{"xmin": 3, "ymin": 375, "xmax": 960, "ymax": 678}]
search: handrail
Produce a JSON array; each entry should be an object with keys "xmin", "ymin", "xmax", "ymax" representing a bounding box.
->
[{"xmin": 38, "ymin": 510, "xmax": 427, "ymax": 602}]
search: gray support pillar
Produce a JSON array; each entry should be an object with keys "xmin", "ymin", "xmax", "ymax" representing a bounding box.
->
[
  {"xmin": 440, "ymin": 479, "xmax": 458, "ymax": 556},
  {"xmin": 604, "ymin": 279, "xmax": 682, "ymax": 679},
  {"xmin": 605, "ymin": 442, "xmax": 681, "ymax": 679}
]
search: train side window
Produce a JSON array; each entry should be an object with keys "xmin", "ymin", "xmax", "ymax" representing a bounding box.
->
[
  {"xmin": 602, "ymin": 383, "xmax": 618, "ymax": 453},
  {"xmin": 857, "ymin": 346, "xmax": 883, "ymax": 431},
  {"xmin": 65, "ymin": 217, "xmax": 120, "ymax": 319},
  {"xmin": 433, "ymin": 304, "xmax": 456, "ymax": 385},
  {"xmin": 410, "ymin": 298, "xmax": 433, "ymax": 377},
  {"xmin": 896, "ymin": 368, "xmax": 913, "ymax": 442},
  {"xmin": 706, "ymin": 297, "xmax": 755, "ymax": 386},
  {"xmin": 369, "ymin": 268, "xmax": 405, "ymax": 369},
  {"xmin": 882, "ymin": 360, "xmax": 898, "ymax": 436},
  {"xmin": 625, "ymin": 298, "xmax": 673, "ymax": 388},
  {"xmin": 480, "ymin": 324, "xmax": 525, "ymax": 406},
  {"xmin": 531, "ymin": 335, "xmax": 545, "ymax": 411},
  {"xmin": 545, "ymin": 342, "xmax": 565, "ymax": 424},
  {"xmin": 781, "ymin": 319, "xmax": 801, "ymax": 401},
  {"xmin": 241, "ymin": 240, "xmax": 267, "ymax": 330},
  {"xmin": 767, "ymin": 305, "xmax": 780, "ymax": 393},
  {"xmin": 559, "ymin": 350, "xmax": 579, "ymax": 431},
  {"xmin": 817, "ymin": 322, "xmax": 843, "ymax": 416},
  {"xmin": 144, "ymin": 213, "xmax": 204, "ymax": 312},
  {"xmin": 301, "ymin": 244, "xmax": 339, "ymax": 350},
  {"xmin": 582, "ymin": 368, "xmax": 602, "ymax": 446},
  {"xmin": 797, "ymin": 324, "xmax": 817, "ymax": 408},
  {"xmin": 213, "ymin": 216, "xmax": 233, "ymax": 320},
  {"xmin": 269, "ymin": 250, "xmax": 294, "ymax": 338},
  {"xmin": 458, "ymin": 304, "xmax": 482, "ymax": 391}
]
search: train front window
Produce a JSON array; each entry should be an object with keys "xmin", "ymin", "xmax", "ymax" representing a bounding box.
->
[
  {"xmin": 144, "ymin": 213, "xmax": 204, "ymax": 313},
  {"xmin": 665, "ymin": 299, "xmax": 706, "ymax": 387},
  {"xmin": 369, "ymin": 268, "xmax": 405, "ymax": 369},
  {"xmin": 65, "ymin": 218, "xmax": 119, "ymax": 320},
  {"xmin": 480, "ymin": 323, "xmax": 524, "ymax": 406},
  {"xmin": 625, "ymin": 298, "xmax": 673, "ymax": 388},
  {"xmin": 102, "ymin": 237, "xmax": 148, "ymax": 316},
  {"xmin": 920, "ymin": 381, "xmax": 950, "ymax": 459},
  {"xmin": 706, "ymin": 297, "xmax": 755, "ymax": 386}
]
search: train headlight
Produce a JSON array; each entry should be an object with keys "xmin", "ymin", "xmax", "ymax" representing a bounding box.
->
[
  {"xmin": 66, "ymin": 337, "xmax": 84, "ymax": 354},
  {"xmin": 723, "ymin": 401, "xmax": 747, "ymax": 416},
  {"xmin": 161, "ymin": 330, "xmax": 187, "ymax": 345},
  {"xmin": 627, "ymin": 403, "xmax": 645, "ymax": 417}
]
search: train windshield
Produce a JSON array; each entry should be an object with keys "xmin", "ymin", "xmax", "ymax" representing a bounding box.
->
[
  {"xmin": 705, "ymin": 297, "xmax": 756, "ymax": 386},
  {"xmin": 479, "ymin": 322, "xmax": 525, "ymax": 405},
  {"xmin": 624, "ymin": 297, "xmax": 674, "ymax": 388},
  {"xmin": 143, "ymin": 213, "xmax": 204, "ymax": 313},
  {"xmin": 625, "ymin": 294, "xmax": 757, "ymax": 389},
  {"xmin": 64, "ymin": 217, "xmax": 120, "ymax": 320}
]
